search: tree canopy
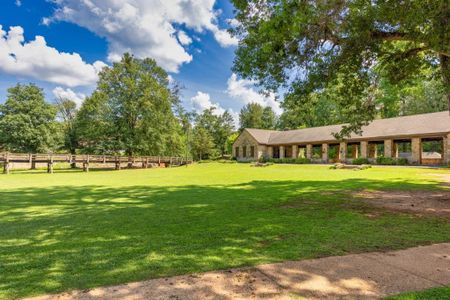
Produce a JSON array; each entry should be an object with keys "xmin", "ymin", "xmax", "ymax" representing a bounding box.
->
[
  {"xmin": 232, "ymin": 0, "xmax": 450, "ymax": 137},
  {"xmin": 239, "ymin": 103, "xmax": 276, "ymax": 130},
  {"xmin": 0, "ymin": 84, "xmax": 58, "ymax": 153},
  {"xmin": 193, "ymin": 107, "xmax": 235, "ymax": 158},
  {"xmin": 75, "ymin": 53, "xmax": 185, "ymax": 156}
]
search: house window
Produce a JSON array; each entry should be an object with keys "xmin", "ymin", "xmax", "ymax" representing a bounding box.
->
[
  {"xmin": 235, "ymin": 147, "xmax": 240, "ymax": 157},
  {"xmin": 242, "ymin": 146, "xmax": 247, "ymax": 158},
  {"xmin": 250, "ymin": 146, "xmax": 255, "ymax": 158}
]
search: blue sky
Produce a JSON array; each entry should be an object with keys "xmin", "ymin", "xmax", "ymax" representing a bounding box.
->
[{"xmin": 0, "ymin": 0, "xmax": 280, "ymax": 124}]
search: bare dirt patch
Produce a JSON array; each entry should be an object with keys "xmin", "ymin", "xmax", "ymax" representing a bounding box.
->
[{"xmin": 353, "ymin": 189, "xmax": 450, "ymax": 219}]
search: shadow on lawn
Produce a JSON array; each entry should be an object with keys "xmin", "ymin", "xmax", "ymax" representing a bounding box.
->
[{"xmin": 1, "ymin": 178, "xmax": 449, "ymax": 299}]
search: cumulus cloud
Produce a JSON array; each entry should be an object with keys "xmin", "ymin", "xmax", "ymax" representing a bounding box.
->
[
  {"xmin": 177, "ymin": 31, "xmax": 192, "ymax": 46},
  {"xmin": 227, "ymin": 73, "xmax": 282, "ymax": 114},
  {"xmin": 15, "ymin": 0, "xmax": 22, "ymax": 7},
  {"xmin": 52, "ymin": 87, "xmax": 86, "ymax": 107},
  {"xmin": 191, "ymin": 91, "xmax": 239, "ymax": 127},
  {"xmin": 46, "ymin": 0, "xmax": 237, "ymax": 72},
  {"xmin": 191, "ymin": 91, "xmax": 225, "ymax": 115},
  {"xmin": 0, "ymin": 25, "xmax": 106, "ymax": 87}
]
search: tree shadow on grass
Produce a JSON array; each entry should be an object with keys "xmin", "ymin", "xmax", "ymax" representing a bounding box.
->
[{"xmin": 0, "ymin": 178, "xmax": 449, "ymax": 299}]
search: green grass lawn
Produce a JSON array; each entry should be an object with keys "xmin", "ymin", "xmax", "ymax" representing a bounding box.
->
[
  {"xmin": 1, "ymin": 163, "xmax": 449, "ymax": 299},
  {"xmin": 385, "ymin": 286, "xmax": 450, "ymax": 300}
]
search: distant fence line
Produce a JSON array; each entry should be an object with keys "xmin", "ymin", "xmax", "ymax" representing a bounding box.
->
[{"xmin": 0, "ymin": 152, "xmax": 193, "ymax": 174}]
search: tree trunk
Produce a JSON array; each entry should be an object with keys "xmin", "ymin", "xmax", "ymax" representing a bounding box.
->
[{"xmin": 440, "ymin": 55, "xmax": 450, "ymax": 114}]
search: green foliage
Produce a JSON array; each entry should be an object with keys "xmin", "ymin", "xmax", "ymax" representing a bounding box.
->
[
  {"xmin": 1, "ymin": 164, "xmax": 449, "ymax": 299},
  {"xmin": 261, "ymin": 157, "xmax": 311, "ymax": 164},
  {"xmin": 352, "ymin": 158, "xmax": 370, "ymax": 165},
  {"xmin": 239, "ymin": 102, "xmax": 276, "ymax": 130},
  {"xmin": 377, "ymin": 77, "xmax": 447, "ymax": 118},
  {"xmin": 54, "ymin": 97, "xmax": 78, "ymax": 154},
  {"xmin": 0, "ymin": 84, "xmax": 59, "ymax": 153},
  {"xmin": 226, "ymin": 132, "xmax": 240, "ymax": 155},
  {"xmin": 376, "ymin": 157, "xmax": 397, "ymax": 165},
  {"xmin": 396, "ymin": 158, "xmax": 409, "ymax": 166},
  {"xmin": 231, "ymin": 0, "xmax": 450, "ymax": 136},
  {"xmin": 75, "ymin": 53, "xmax": 184, "ymax": 156},
  {"xmin": 278, "ymin": 91, "xmax": 343, "ymax": 129},
  {"xmin": 376, "ymin": 156, "xmax": 409, "ymax": 165},
  {"xmin": 385, "ymin": 285, "xmax": 450, "ymax": 300},
  {"xmin": 191, "ymin": 126, "xmax": 215, "ymax": 160},
  {"xmin": 193, "ymin": 107, "xmax": 235, "ymax": 157}
]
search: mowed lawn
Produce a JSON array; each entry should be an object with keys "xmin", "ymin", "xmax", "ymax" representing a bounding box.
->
[{"xmin": 1, "ymin": 163, "xmax": 449, "ymax": 299}]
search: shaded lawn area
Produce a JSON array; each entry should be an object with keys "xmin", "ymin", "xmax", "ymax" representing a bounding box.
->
[
  {"xmin": 385, "ymin": 285, "xmax": 450, "ymax": 300},
  {"xmin": 0, "ymin": 163, "xmax": 449, "ymax": 299}
]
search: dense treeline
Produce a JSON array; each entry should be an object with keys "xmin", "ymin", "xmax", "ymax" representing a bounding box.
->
[{"xmin": 0, "ymin": 54, "xmax": 237, "ymax": 160}]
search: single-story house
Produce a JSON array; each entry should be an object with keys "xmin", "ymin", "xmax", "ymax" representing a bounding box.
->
[{"xmin": 233, "ymin": 111, "xmax": 450, "ymax": 165}]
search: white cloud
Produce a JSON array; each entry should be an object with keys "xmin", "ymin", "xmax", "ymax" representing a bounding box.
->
[
  {"xmin": 191, "ymin": 91, "xmax": 225, "ymax": 115},
  {"xmin": 227, "ymin": 18, "xmax": 240, "ymax": 27},
  {"xmin": 15, "ymin": 0, "xmax": 22, "ymax": 7},
  {"xmin": 52, "ymin": 87, "xmax": 86, "ymax": 107},
  {"xmin": 46, "ymin": 0, "xmax": 237, "ymax": 72},
  {"xmin": 177, "ymin": 31, "xmax": 192, "ymax": 46},
  {"xmin": 0, "ymin": 25, "xmax": 106, "ymax": 87},
  {"xmin": 210, "ymin": 26, "xmax": 238, "ymax": 47},
  {"xmin": 190, "ymin": 91, "xmax": 239, "ymax": 127},
  {"xmin": 227, "ymin": 73, "xmax": 282, "ymax": 114}
]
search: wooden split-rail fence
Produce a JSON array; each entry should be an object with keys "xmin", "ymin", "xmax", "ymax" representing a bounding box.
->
[{"xmin": 0, "ymin": 152, "xmax": 192, "ymax": 174}]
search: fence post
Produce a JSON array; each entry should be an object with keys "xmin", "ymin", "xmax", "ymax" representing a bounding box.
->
[
  {"xmin": 115, "ymin": 156, "xmax": 121, "ymax": 170},
  {"xmin": 3, "ymin": 152, "xmax": 10, "ymax": 174},
  {"xmin": 31, "ymin": 153, "xmax": 36, "ymax": 170},
  {"xmin": 47, "ymin": 154, "xmax": 54, "ymax": 174},
  {"xmin": 70, "ymin": 154, "xmax": 76, "ymax": 169},
  {"xmin": 83, "ymin": 155, "xmax": 90, "ymax": 172}
]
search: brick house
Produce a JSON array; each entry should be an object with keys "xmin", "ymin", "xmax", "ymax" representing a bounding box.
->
[{"xmin": 233, "ymin": 111, "xmax": 450, "ymax": 165}]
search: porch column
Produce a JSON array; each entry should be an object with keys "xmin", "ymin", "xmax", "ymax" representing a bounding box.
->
[
  {"xmin": 268, "ymin": 146, "xmax": 274, "ymax": 158},
  {"xmin": 384, "ymin": 139, "xmax": 393, "ymax": 158},
  {"xmin": 351, "ymin": 144, "xmax": 359, "ymax": 159},
  {"xmin": 360, "ymin": 141, "xmax": 368, "ymax": 158},
  {"xmin": 411, "ymin": 137, "xmax": 421, "ymax": 164},
  {"xmin": 393, "ymin": 142, "xmax": 399, "ymax": 158},
  {"xmin": 280, "ymin": 146, "xmax": 285, "ymax": 159},
  {"xmin": 292, "ymin": 145, "xmax": 298, "ymax": 159},
  {"xmin": 444, "ymin": 134, "xmax": 450, "ymax": 165},
  {"xmin": 322, "ymin": 143, "xmax": 329, "ymax": 163},
  {"xmin": 232, "ymin": 146, "xmax": 236, "ymax": 157},
  {"xmin": 247, "ymin": 146, "xmax": 252, "ymax": 158},
  {"xmin": 257, "ymin": 146, "xmax": 264, "ymax": 160},
  {"xmin": 306, "ymin": 144, "xmax": 313, "ymax": 159},
  {"xmin": 339, "ymin": 142, "xmax": 347, "ymax": 162}
]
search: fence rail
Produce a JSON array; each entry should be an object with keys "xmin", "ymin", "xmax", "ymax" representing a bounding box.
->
[{"xmin": 0, "ymin": 152, "xmax": 192, "ymax": 174}]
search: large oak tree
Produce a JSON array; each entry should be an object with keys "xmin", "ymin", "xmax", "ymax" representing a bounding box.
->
[
  {"xmin": 75, "ymin": 53, "xmax": 185, "ymax": 156},
  {"xmin": 232, "ymin": 0, "xmax": 450, "ymax": 136}
]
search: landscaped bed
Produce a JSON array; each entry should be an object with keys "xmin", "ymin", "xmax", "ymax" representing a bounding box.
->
[{"xmin": 1, "ymin": 163, "xmax": 449, "ymax": 299}]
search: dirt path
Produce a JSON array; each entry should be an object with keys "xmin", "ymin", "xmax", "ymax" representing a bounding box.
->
[{"xmin": 26, "ymin": 243, "xmax": 450, "ymax": 300}]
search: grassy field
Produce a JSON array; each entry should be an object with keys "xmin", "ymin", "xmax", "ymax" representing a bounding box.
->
[
  {"xmin": 1, "ymin": 163, "xmax": 449, "ymax": 299},
  {"xmin": 386, "ymin": 285, "xmax": 450, "ymax": 300}
]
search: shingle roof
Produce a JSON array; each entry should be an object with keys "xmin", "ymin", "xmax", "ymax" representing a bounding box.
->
[
  {"xmin": 245, "ymin": 111, "xmax": 450, "ymax": 145},
  {"xmin": 245, "ymin": 128, "xmax": 277, "ymax": 144}
]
